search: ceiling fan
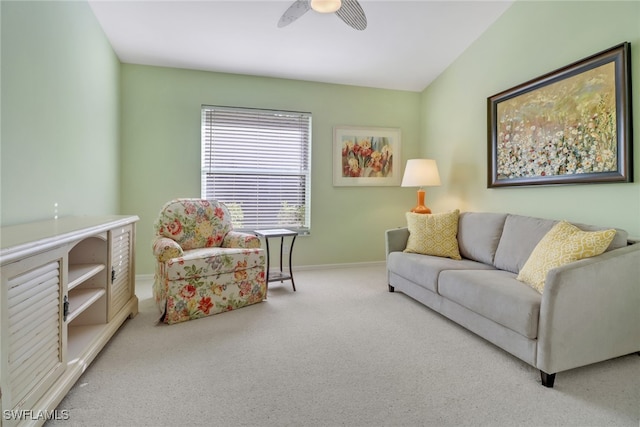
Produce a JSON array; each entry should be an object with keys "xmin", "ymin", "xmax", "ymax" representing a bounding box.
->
[{"xmin": 278, "ymin": 0, "xmax": 367, "ymax": 31}]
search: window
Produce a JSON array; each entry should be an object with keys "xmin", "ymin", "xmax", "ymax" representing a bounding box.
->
[{"xmin": 201, "ymin": 105, "xmax": 311, "ymax": 233}]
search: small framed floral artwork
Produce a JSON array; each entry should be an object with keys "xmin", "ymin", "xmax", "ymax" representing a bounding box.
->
[
  {"xmin": 333, "ymin": 126, "xmax": 401, "ymax": 186},
  {"xmin": 488, "ymin": 42, "xmax": 632, "ymax": 187}
]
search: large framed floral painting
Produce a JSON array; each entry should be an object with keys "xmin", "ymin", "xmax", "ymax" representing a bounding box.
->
[
  {"xmin": 488, "ymin": 42, "xmax": 632, "ymax": 188},
  {"xmin": 333, "ymin": 126, "xmax": 401, "ymax": 186}
]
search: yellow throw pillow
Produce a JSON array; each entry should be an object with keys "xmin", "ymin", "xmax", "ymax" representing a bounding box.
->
[
  {"xmin": 517, "ymin": 221, "xmax": 616, "ymax": 293},
  {"xmin": 404, "ymin": 210, "xmax": 462, "ymax": 260}
]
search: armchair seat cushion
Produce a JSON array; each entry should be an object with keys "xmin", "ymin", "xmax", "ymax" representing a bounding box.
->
[{"xmin": 165, "ymin": 247, "xmax": 264, "ymax": 280}]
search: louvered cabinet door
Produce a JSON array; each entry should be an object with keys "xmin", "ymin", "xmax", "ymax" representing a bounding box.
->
[
  {"xmin": 1, "ymin": 247, "xmax": 67, "ymax": 426},
  {"xmin": 108, "ymin": 224, "xmax": 134, "ymax": 320}
]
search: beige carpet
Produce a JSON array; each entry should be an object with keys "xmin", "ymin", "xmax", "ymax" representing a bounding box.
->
[{"xmin": 49, "ymin": 265, "xmax": 639, "ymax": 427}]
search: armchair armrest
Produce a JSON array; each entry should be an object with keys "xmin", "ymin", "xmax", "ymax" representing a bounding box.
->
[
  {"xmin": 536, "ymin": 243, "xmax": 640, "ymax": 375},
  {"xmin": 385, "ymin": 227, "xmax": 409, "ymax": 260},
  {"xmin": 223, "ymin": 231, "xmax": 262, "ymax": 249},
  {"xmin": 152, "ymin": 237, "xmax": 184, "ymax": 262}
]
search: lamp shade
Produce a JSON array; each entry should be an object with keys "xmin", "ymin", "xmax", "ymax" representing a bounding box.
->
[
  {"xmin": 310, "ymin": 0, "xmax": 342, "ymax": 13},
  {"xmin": 401, "ymin": 159, "xmax": 441, "ymax": 187}
]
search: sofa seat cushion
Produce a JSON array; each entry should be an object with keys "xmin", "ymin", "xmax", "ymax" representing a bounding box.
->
[
  {"xmin": 388, "ymin": 252, "xmax": 494, "ymax": 293},
  {"xmin": 165, "ymin": 247, "xmax": 264, "ymax": 281},
  {"xmin": 438, "ymin": 269, "xmax": 542, "ymax": 339}
]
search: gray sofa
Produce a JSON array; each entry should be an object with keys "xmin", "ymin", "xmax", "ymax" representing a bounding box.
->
[{"xmin": 385, "ymin": 212, "xmax": 640, "ymax": 387}]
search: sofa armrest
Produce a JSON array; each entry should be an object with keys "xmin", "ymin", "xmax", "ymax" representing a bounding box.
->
[
  {"xmin": 152, "ymin": 237, "xmax": 184, "ymax": 262},
  {"xmin": 385, "ymin": 227, "xmax": 409, "ymax": 259},
  {"xmin": 536, "ymin": 243, "xmax": 640, "ymax": 374},
  {"xmin": 385, "ymin": 227, "xmax": 409, "ymax": 289},
  {"xmin": 223, "ymin": 231, "xmax": 262, "ymax": 249}
]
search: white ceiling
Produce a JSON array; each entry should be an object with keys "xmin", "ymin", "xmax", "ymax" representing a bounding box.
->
[{"xmin": 88, "ymin": 0, "xmax": 514, "ymax": 92}]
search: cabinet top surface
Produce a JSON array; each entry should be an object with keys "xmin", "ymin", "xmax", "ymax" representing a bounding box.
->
[{"xmin": 1, "ymin": 215, "xmax": 139, "ymax": 261}]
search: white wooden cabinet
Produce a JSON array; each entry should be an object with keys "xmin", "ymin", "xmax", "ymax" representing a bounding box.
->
[{"xmin": 0, "ymin": 216, "xmax": 138, "ymax": 427}]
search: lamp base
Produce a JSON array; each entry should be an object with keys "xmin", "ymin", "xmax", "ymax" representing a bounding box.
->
[
  {"xmin": 410, "ymin": 189, "xmax": 432, "ymax": 214},
  {"xmin": 411, "ymin": 205, "xmax": 432, "ymax": 214}
]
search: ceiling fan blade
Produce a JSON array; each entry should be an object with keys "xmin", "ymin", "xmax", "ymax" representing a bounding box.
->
[
  {"xmin": 335, "ymin": 0, "xmax": 367, "ymax": 31},
  {"xmin": 277, "ymin": 0, "xmax": 312, "ymax": 28}
]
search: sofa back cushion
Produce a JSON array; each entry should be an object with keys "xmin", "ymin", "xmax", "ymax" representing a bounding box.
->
[
  {"xmin": 572, "ymin": 222, "xmax": 628, "ymax": 251},
  {"xmin": 457, "ymin": 212, "xmax": 508, "ymax": 265},
  {"xmin": 494, "ymin": 214, "xmax": 629, "ymax": 274},
  {"xmin": 516, "ymin": 221, "xmax": 616, "ymax": 293},
  {"xmin": 494, "ymin": 215, "xmax": 557, "ymax": 274}
]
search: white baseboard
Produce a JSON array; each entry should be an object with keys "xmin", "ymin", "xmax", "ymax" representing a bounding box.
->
[{"xmin": 135, "ymin": 261, "xmax": 386, "ymax": 282}]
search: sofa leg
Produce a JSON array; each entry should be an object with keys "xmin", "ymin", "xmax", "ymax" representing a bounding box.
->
[
  {"xmin": 540, "ymin": 371, "xmax": 556, "ymax": 388},
  {"xmin": 388, "ymin": 284, "xmax": 395, "ymax": 292}
]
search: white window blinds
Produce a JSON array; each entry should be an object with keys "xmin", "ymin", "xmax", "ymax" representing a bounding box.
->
[{"xmin": 201, "ymin": 105, "xmax": 312, "ymax": 233}]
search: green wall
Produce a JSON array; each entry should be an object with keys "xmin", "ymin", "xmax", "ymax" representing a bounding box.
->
[
  {"xmin": 1, "ymin": 1, "xmax": 121, "ymax": 225},
  {"xmin": 120, "ymin": 65, "xmax": 421, "ymax": 274},
  {"xmin": 3, "ymin": 0, "xmax": 638, "ymax": 277},
  {"xmin": 421, "ymin": 1, "xmax": 640, "ymax": 237}
]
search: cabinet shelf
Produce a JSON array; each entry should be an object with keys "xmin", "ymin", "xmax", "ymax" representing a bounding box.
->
[
  {"xmin": 67, "ymin": 288, "xmax": 106, "ymax": 323},
  {"xmin": 67, "ymin": 324, "xmax": 108, "ymax": 364},
  {"xmin": 68, "ymin": 263, "xmax": 105, "ymax": 290}
]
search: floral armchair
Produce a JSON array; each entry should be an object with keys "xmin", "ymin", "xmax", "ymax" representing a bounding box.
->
[{"xmin": 152, "ymin": 199, "xmax": 266, "ymax": 324}]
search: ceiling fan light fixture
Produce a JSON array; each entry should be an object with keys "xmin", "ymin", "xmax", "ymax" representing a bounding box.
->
[{"xmin": 310, "ymin": 0, "xmax": 342, "ymax": 13}]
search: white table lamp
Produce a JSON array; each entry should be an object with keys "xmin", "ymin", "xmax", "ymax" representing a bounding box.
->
[{"xmin": 401, "ymin": 159, "xmax": 441, "ymax": 214}]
